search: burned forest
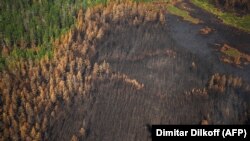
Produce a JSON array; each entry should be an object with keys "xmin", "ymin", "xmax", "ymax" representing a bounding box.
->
[{"xmin": 1, "ymin": 0, "xmax": 250, "ymax": 141}]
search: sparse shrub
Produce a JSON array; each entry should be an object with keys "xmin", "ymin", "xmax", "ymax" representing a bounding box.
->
[
  {"xmin": 207, "ymin": 73, "xmax": 246, "ymax": 93},
  {"xmin": 31, "ymin": 127, "xmax": 36, "ymax": 139},
  {"xmin": 20, "ymin": 124, "xmax": 28, "ymax": 140},
  {"xmin": 111, "ymin": 73, "xmax": 144, "ymax": 90},
  {"xmin": 71, "ymin": 135, "xmax": 79, "ymax": 141},
  {"xmin": 50, "ymin": 91, "xmax": 57, "ymax": 103},
  {"xmin": 35, "ymin": 132, "xmax": 42, "ymax": 141},
  {"xmin": 93, "ymin": 63, "xmax": 99, "ymax": 78},
  {"xmin": 79, "ymin": 127, "xmax": 86, "ymax": 137},
  {"xmin": 159, "ymin": 11, "xmax": 166, "ymax": 24},
  {"xmin": 201, "ymin": 119, "xmax": 209, "ymax": 125},
  {"xmin": 220, "ymin": 75, "xmax": 227, "ymax": 87}
]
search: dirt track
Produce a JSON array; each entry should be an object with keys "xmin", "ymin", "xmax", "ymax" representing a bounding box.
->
[{"xmin": 51, "ymin": 1, "xmax": 250, "ymax": 141}]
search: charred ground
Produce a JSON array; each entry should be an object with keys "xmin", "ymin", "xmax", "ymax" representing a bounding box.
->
[{"xmin": 83, "ymin": 15, "xmax": 250, "ymax": 141}]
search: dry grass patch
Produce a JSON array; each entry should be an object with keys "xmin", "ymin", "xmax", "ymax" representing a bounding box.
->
[
  {"xmin": 199, "ymin": 26, "xmax": 214, "ymax": 35},
  {"xmin": 111, "ymin": 73, "xmax": 144, "ymax": 90},
  {"xmin": 219, "ymin": 44, "xmax": 250, "ymax": 67}
]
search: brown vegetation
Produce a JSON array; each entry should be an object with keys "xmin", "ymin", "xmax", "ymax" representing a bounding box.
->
[
  {"xmin": 199, "ymin": 26, "xmax": 213, "ymax": 35},
  {"xmin": 219, "ymin": 43, "xmax": 250, "ymax": 67},
  {"xmin": 186, "ymin": 73, "xmax": 249, "ymax": 96},
  {"xmin": 0, "ymin": 1, "xmax": 166, "ymax": 140},
  {"xmin": 110, "ymin": 73, "xmax": 144, "ymax": 90},
  {"xmin": 201, "ymin": 119, "xmax": 209, "ymax": 125},
  {"xmin": 207, "ymin": 73, "xmax": 244, "ymax": 93},
  {"xmin": 185, "ymin": 88, "xmax": 208, "ymax": 96},
  {"xmin": 71, "ymin": 135, "xmax": 79, "ymax": 141}
]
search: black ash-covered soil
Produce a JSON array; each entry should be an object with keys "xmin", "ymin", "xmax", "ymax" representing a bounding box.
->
[{"xmin": 77, "ymin": 16, "xmax": 250, "ymax": 141}]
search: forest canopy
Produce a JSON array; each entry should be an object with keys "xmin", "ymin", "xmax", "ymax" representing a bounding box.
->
[
  {"xmin": 0, "ymin": 0, "xmax": 108, "ymax": 69},
  {"xmin": 210, "ymin": 0, "xmax": 250, "ymax": 13},
  {"xmin": 0, "ymin": 0, "xmax": 84, "ymax": 50}
]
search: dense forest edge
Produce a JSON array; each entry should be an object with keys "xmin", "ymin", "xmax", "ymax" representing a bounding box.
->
[{"xmin": 0, "ymin": 0, "xmax": 108, "ymax": 70}]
